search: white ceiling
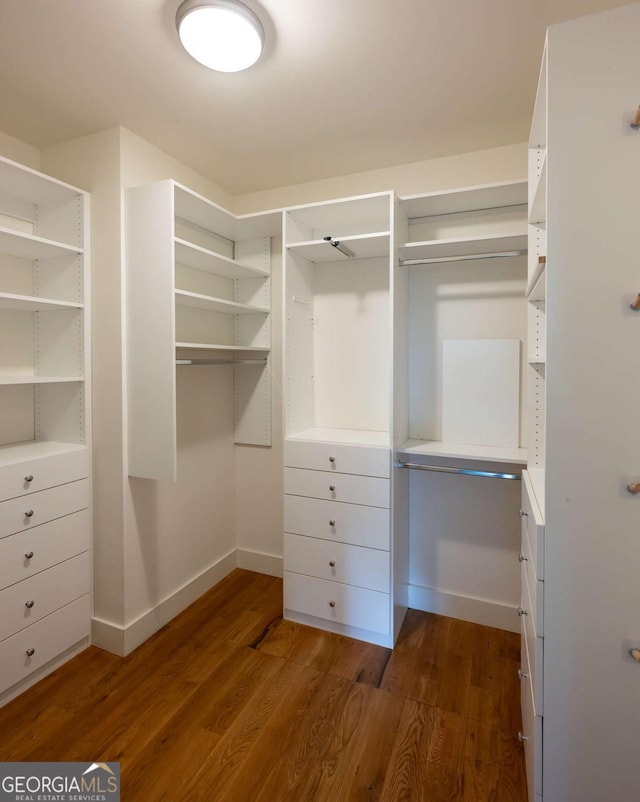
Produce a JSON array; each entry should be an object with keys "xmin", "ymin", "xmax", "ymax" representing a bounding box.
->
[{"xmin": 0, "ymin": 0, "xmax": 633, "ymax": 194}]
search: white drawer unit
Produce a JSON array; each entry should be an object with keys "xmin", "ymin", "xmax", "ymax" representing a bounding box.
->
[
  {"xmin": 284, "ymin": 467, "xmax": 390, "ymax": 508},
  {"xmin": 520, "ymin": 588, "xmax": 544, "ymax": 715},
  {"xmin": 0, "ymin": 446, "xmax": 89, "ymax": 503},
  {"xmin": 520, "ymin": 639, "xmax": 543, "ymax": 802},
  {"xmin": 284, "ymin": 495, "xmax": 390, "ymax": 551},
  {"xmin": 284, "ymin": 440, "xmax": 390, "ymax": 478},
  {"xmin": 0, "ymin": 552, "xmax": 89, "ymax": 642},
  {"xmin": 284, "ymin": 571, "xmax": 390, "ymax": 636},
  {"xmin": 0, "ymin": 510, "xmax": 90, "ymax": 590},
  {"xmin": 522, "ymin": 470, "xmax": 544, "ymax": 581},
  {"xmin": 285, "ymin": 533, "xmax": 389, "ymax": 593},
  {"xmin": 0, "ymin": 478, "xmax": 89, "ymax": 539},
  {"xmin": 0, "ymin": 595, "xmax": 90, "ymax": 695},
  {"xmin": 521, "ymin": 552, "xmax": 544, "ymax": 637}
]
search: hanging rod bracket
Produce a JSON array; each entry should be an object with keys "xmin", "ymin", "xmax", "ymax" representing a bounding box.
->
[
  {"xmin": 323, "ymin": 236, "xmax": 355, "ymax": 258},
  {"xmin": 395, "ymin": 461, "xmax": 521, "ymax": 481}
]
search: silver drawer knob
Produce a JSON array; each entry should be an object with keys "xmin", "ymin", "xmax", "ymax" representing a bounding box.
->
[
  {"xmin": 24, "ymin": 551, "xmax": 34, "ymax": 560},
  {"xmin": 518, "ymin": 606, "xmax": 528, "ymax": 617},
  {"xmin": 329, "ymin": 600, "xmax": 336, "ymax": 608},
  {"xmin": 329, "ymin": 456, "xmax": 336, "ymax": 464},
  {"xmin": 517, "ymin": 669, "xmax": 528, "ymax": 679},
  {"xmin": 25, "ymin": 648, "xmax": 35, "ymax": 657},
  {"xmin": 517, "ymin": 731, "xmax": 528, "ymax": 743},
  {"xmin": 24, "ymin": 510, "xmax": 34, "ymax": 518},
  {"xmin": 329, "ymin": 560, "xmax": 336, "ymax": 567},
  {"xmin": 25, "ymin": 600, "xmax": 34, "ymax": 609},
  {"xmin": 329, "ymin": 520, "xmax": 336, "ymax": 527},
  {"xmin": 24, "ymin": 475, "xmax": 34, "ymax": 483},
  {"xmin": 518, "ymin": 552, "xmax": 528, "ymax": 563},
  {"xmin": 329, "ymin": 485, "xmax": 336, "ymax": 492}
]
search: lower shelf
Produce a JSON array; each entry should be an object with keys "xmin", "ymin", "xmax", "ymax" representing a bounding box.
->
[
  {"xmin": 398, "ymin": 439, "xmax": 527, "ymax": 465},
  {"xmin": 287, "ymin": 427, "xmax": 390, "ymax": 448},
  {"xmin": 0, "ymin": 440, "xmax": 88, "ymax": 468}
]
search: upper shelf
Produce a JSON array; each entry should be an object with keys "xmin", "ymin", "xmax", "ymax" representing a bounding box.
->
[
  {"xmin": 0, "ymin": 155, "xmax": 84, "ymax": 208},
  {"xmin": 399, "ymin": 233, "xmax": 528, "ymax": 263},
  {"xmin": 175, "ymin": 290, "xmax": 268, "ymax": 315},
  {"xmin": 0, "ymin": 375, "xmax": 84, "ymax": 385},
  {"xmin": 0, "ymin": 292, "xmax": 83, "ymax": 312},
  {"xmin": 400, "ymin": 180, "xmax": 528, "ymax": 220},
  {"xmin": 174, "ymin": 238, "xmax": 269, "ymax": 279},
  {"xmin": 0, "ymin": 228, "xmax": 83, "ymax": 260},
  {"xmin": 398, "ymin": 439, "xmax": 527, "ymax": 465},
  {"xmin": 286, "ymin": 232, "xmax": 390, "ymax": 262},
  {"xmin": 175, "ymin": 342, "xmax": 270, "ymax": 354}
]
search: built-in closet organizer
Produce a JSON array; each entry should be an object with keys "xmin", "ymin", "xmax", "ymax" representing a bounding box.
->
[
  {"xmin": 0, "ymin": 155, "xmax": 91, "ymax": 704},
  {"xmin": 394, "ymin": 182, "xmax": 529, "ymax": 634},
  {"xmin": 126, "ymin": 180, "xmax": 280, "ymax": 480},
  {"xmin": 283, "ymin": 193, "xmax": 408, "ymax": 648}
]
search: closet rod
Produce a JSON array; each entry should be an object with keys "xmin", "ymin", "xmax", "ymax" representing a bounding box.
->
[
  {"xmin": 407, "ymin": 202, "xmax": 528, "ymax": 225},
  {"xmin": 400, "ymin": 249, "xmax": 526, "ymax": 267},
  {"xmin": 176, "ymin": 358, "xmax": 268, "ymax": 366},
  {"xmin": 174, "ymin": 215, "xmax": 235, "ymax": 247},
  {"xmin": 395, "ymin": 461, "xmax": 521, "ymax": 481}
]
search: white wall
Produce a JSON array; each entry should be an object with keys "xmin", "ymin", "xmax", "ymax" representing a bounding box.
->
[{"xmin": 0, "ymin": 131, "xmax": 40, "ymax": 170}]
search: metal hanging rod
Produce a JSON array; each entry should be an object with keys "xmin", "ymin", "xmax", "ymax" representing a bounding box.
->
[
  {"xmin": 395, "ymin": 461, "xmax": 521, "ymax": 481},
  {"xmin": 176, "ymin": 358, "xmax": 268, "ymax": 366},
  {"xmin": 323, "ymin": 236, "xmax": 355, "ymax": 258},
  {"xmin": 407, "ymin": 203, "xmax": 528, "ymax": 225},
  {"xmin": 400, "ymin": 249, "xmax": 526, "ymax": 267},
  {"xmin": 174, "ymin": 215, "xmax": 235, "ymax": 247}
]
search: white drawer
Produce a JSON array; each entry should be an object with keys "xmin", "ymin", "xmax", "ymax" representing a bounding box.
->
[
  {"xmin": 284, "ymin": 468, "xmax": 389, "ymax": 508},
  {"xmin": 284, "ymin": 440, "xmax": 390, "ymax": 478},
  {"xmin": 0, "ymin": 552, "xmax": 89, "ymax": 642},
  {"xmin": 520, "ymin": 644, "xmax": 543, "ymax": 801},
  {"xmin": 521, "ymin": 584, "xmax": 543, "ymax": 714},
  {"xmin": 0, "ymin": 594, "xmax": 89, "ymax": 694},
  {"xmin": 0, "ymin": 447, "xmax": 89, "ymax": 503},
  {"xmin": 0, "ymin": 479, "xmax": 89, "ymax": 539},
  {"xmin": 521, "ymin": 555, "xmax": 544, "ymax": 637},
  {"xmin": 285, "ymin": 533, "xmax": 389, "ymax": 593},
  {"xmin": 522, "ymin": 471, "xmax": 545, "ymax": 580},
  {"xmin": 284, "ymin": 571, "xmax": 390, "ymax": 635},
  {"xmin": 0, "ymin": 509, "xmax": 90, "ymax": 590},
  {"xmin": 284, "ymin": 495, "xmax": 389, "ymax": 550}
]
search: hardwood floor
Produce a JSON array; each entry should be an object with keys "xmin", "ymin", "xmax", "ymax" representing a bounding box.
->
[{"xmin": 0, "ymin": 569, "xmax": 527, "ymax": 801}]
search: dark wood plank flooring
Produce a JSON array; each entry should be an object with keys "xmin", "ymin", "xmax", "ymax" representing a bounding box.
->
[{"xmin": 0, "ymin": 569, "xmax": 527, "ymax": 801}]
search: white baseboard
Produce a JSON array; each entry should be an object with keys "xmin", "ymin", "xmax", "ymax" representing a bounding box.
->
[
  {"xmin": 408, "ymin": 583, "xmax": 519, "ymax": 633},
  {"xmin": 236, "ymin": 548, "xmax": 283, "ymax": 577}
]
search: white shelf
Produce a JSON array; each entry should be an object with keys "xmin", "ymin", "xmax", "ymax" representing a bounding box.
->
[
  {"xmin": 0, "ymin": 227, "xmax": 83, "ymax": 259},
  {"xmin": 0, "ymin": 376, "xmax": 84, "ymax": 385},
  {"xmin": 174, "ymin": 290, "xmax": 268, "ymax": 315},
  {"xmin": 176, "ymin": 342, "xmax": 270, "ymax": 354},
  {"xmin": 527, "ymin": 259, "xmax": 547, "ymax": 300},
  {"xmin": 0, "ymin": 292, "xmax": 83, "ymax": 312},
  {"xmin": 174, "ymin": 238, "xmax": 269, "ymax": 280},
  {"xmin": 287, "ymin": 427, "xmax": 390, "ymax": 448},
  {"xmin": 399, "ymin": 232, "xmax": 527, "ymax": 263},
  {"xmin": 398, "ymin": 439, "xmax": 527, "ymax": 465},
  {"xmin": 286, "ymin": 232, "xmax": 390, "ymax": 262},
  {"xmin": 529, "ymin": 155, "xmax": 547, "ymax": 225},
  {"xmin": 400, "ymin": 180, "xmax": 528, "ymax": 220},
  {"xmin": 0, "ymin": 440, "xmax": 87, "ymax": 468},
  {"xmin": 528, "ymin": 356, "xmax": 546, "ymax": 366}
]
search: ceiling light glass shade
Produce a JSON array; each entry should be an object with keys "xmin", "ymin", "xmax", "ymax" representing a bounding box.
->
[{"xmin": 176, "ymin": 0, "xmax": 264, "ymax": 72}]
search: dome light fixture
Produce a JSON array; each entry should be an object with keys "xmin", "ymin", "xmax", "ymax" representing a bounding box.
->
[{"xmin": 176, "ymin": 0, "xmax": 264, "ymax": 73}]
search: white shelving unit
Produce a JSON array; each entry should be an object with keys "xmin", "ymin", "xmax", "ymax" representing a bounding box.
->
[
  {"xmin": 0, "ymin": 154, "xmax": 91, "ymax": 705},
  {"xmin": 126, "ymin": 179, "xmax": 280, "ymax": 480}
]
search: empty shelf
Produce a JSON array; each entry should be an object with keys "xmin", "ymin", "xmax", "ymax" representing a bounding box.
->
[{"xmin": 398, "ymin": 439, "xmax": 527, "ymax": 465}]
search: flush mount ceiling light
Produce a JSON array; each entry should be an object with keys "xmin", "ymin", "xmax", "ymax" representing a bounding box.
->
[{"xmin": 176, "ymin": 0, "xmax": 264, "ymax": 72}]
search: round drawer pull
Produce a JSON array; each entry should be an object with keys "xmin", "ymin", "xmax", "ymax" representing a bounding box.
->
[
  {"xmin": 518, "ymin": 552, "xmax": 528, "ymax": 563},
  {"xmin": 25, "ymin": 600, "xmax": 34, "ymax": 609},
  {"xmin": 517, "ymin": 731, "xmax": 528, "ymax": 743},
  {"xmin": 517, "ymin": 669, "xmax": 528, "ymax": 680},
  {"xmin": 24, "ymin": 551, "xmax": 34, "ymax": 560},
  {"xmin": 24, "ymin": 510, "xmax": 34, "ymax": 518},
  {"xmin": 329, "ymin": 600, "xmax": 336, "ymax": 608},
  {"xmin": 329, "ymin": 560, "xmax": 336, "ymax": 567},
  {"xmin": 329, "ymin": 520, "xmax": 336, "ymax": 527},
  {"xmin": 329, "ymin": 485, "xmax": 336, "ymax": 492},
  {"xmin": 517, "ymin": 606, "xmax": 528, "ymax": 617},
  {"xmin": 329, "ymin": 456, "xmax": 336, "ymax": 464},
  {"xmin": 25, "ymin": 648, "xmax": 35, "ymax": 657},
  {"xmin": 24, "ymin": 475, "xmax": 34, "ymax": 483}
]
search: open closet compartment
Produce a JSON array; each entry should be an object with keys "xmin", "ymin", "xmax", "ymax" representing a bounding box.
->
[
  {"xmin": 126, "ymin": 179, "xmax": 280, "ymax": 481},
  {"xmin": 283, "ymin": 191, "xmax": 406, "ymax": 648},
  {"xmin": 0, "ymin": 154, "xmax": 90, "ymax": 465},
  {"xmin": 396, "ymin": 180, "xmax": 529, "ymax": 472}
]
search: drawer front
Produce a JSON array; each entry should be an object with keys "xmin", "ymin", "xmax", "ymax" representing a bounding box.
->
[
  {"xmin": 521, "ymin": 588, "xmax": 543, "ymax": 714},
  {"xmin": 284, "ymin": 571, "xmax": 390, "ymax": 635},
  {"xmin": 0, "ymin": 594, "xmax": 90, "ymax": 694},
  {"xmin": 522, "ymin": 471, "xmax": 545, "ymax": 580},
  {"xmin": 285, "ymin": 468, "xmax": 390, "ymax": 508},
  {"xmin": 0, "ymin": 510, "xmax": 90, "ymax": 590},
  {"xmin": 0, "ymin": 448, "xmax": 89, "ymax": 503},
  {"xmin": 284, "ymin": 440, "xmax": 390, "ymax": 478},
  {"xmin": 285, "ymin": 533, "xmax": 390, "ymax": 593},
  {"xmin": 0, "ymin": 552, "xmax": 90, "ymax": 642},
  {"xmin": 0, "ymin": 479, "xmax": 89, "ymax": 540},
  {"xmin": 520, "ymin": 653, "xmax": 543, "ymax": 801},
  {"xmin": 521, "ymin": 551, "xmax": 544, "ymax": 636},
  {"xmin": 284, "ymin": 495, "xmax": 390, "ymax": 551}
]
